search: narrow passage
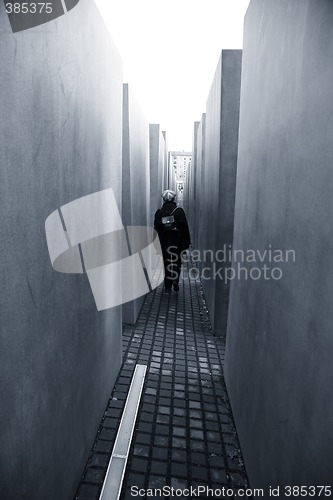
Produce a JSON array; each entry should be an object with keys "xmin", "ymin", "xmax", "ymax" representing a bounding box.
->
[{"xmin": 76, "ymin": 259, "xmax": 249, "ymax": 500}]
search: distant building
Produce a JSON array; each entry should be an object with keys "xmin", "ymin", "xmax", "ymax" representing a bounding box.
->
[{"xmin": 169, "ymin": 151, "xmax": 192, "ymax": 191}]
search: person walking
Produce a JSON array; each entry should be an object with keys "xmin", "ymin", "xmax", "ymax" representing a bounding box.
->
[{"xmin": 154, "ymin": 189, "xmax": 191, "ymax": 292}]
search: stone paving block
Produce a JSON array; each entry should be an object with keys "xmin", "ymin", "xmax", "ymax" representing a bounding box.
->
[
  {"xmin": 190, "ymin": 429, "xmax": 204, "ymax": 440},
  {"xmin": 171, "ymin": 449, "xmax": 187, "ymax": 463},
  {"xmin": 102, "ymin": 417, "xmax": 118, "ymax": 429},
  {"xmin": 173, "ymin": 416, "xmax": 186, "ymax": 427},
  {"xmin": 190, "ymin": 419, "xmax": 203, "ymax": 429},
  {"xmin": 190, "ymin": 440, "xmax": 205, "ymax": 452},
  {"xmin": 209, "ymin": 454, "xmax": 225, "ymax": 468},
  {"xmin": 173, "ymin": 427, "xmax": 186, "ymax": 438},
  {"xmin": 137, "ymin": 422, "xmax": 153, "ymax": 434},
  {"xmin": 93, "ymin": 440, "xmax": 113, "ymax": 454},
  {"xmin": 171, "ymin": 462, "xmax": 188, "ymax": 478},
  {"xmin": 159, "ymin": 397, "xmax": 171, "ymax": 405},
  {"xmin": 156, "ymin": 414, "xmax": 170, "ymax": 424},
  {"xmin": 158, "ymin": 406, "xmax": 171, "ymax": 415},
  {"xmin": 190, "ymin": 465, "xmax": 209, "ymax": 481},
  {"xmin": 148, "ymin": 475, "xmax": 167, "ymax": 489},
  {"xmin": 210, "ymin": 468, "xmax": 228, "ymax": 483},
  {"xmin": 87, "ymin": 453, "xmax": 110, "ymax": 469},
  {"xmin": 141, "ymin": 403, "xmax": 155, "ymax": 413},
  {"xmin": 171, "ymin": 477, "xmax": 188, "ymax": 489},
  {"xmin": 140, "ymin": 411, "xmax": 155, "ymax": 423},
  {"xmin": 172, "ymin": 437, "xmax": 187, "ymax": 449},
  {"xmin": 189, "ymin": 410, "xmax": 202, "ymax": 419},
  {"xmin": 152, "ymin": 447, "xmax": 169, "ymax": 461},
  {"xmin": 155, "ymin": 424, "xmax": 170, "ymax": 436},
  {"xmin": 154, "ymin": 435, "xmax": 169, "ymax": 447},
  {"xmin": 98, "ymin": 429, "xmax": 115, "ymax": 442},
  {"xmin": 84, "ymin": 467, "xmax": 105, "ymax": 484},
  {"xmin": 174, "ymin": 399, "xmax": 186, "ymax": 409},
  {"xmin": 207, "ymin": 442, "xmax": 225, "ymax": 455},
  {"xmin": 190, "ymin": 452, "xmax": 207, "ymax": 466},
  {"xmin": 124, "ymin": 472, "xmax": 146, "ymax": 489},
  {"xmin": 133, "ymin": 444, "xmax": 150, "ymax": 458},
  {"xmin": 150, "ymin": 461, "xmax": 168, "ymax": 476},
  {"xmin": 136, "ymin": 433, "xmax": 151, "ymax": 445},
  {"xmin": 131, "ymin": 458, "xmax": 149, "ymax": 474}
]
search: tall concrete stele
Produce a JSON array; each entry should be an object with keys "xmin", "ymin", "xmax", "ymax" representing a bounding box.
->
[
  {"xmin": 184, "ymin": 50, "xmax": 242, "ymax": 339},
  {"xmin": 122, "ymin": 84, "xmax": 152, "ymax": 324},
  {"xmin": 149, "ymin": 124, "xmax": 168, "ymax": 219},
  {"xmin": 225, "ymin": 0, "xmax": 333, "ymax": 490},
  {"xmin": 0, "ymin": 1, "xmax": 122, "ymax": 499}
]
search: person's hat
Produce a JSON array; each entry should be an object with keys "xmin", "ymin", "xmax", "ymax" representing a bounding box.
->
[{"xmin": 162, "ymin": 189, "xmax": 176, "ymax": 202}]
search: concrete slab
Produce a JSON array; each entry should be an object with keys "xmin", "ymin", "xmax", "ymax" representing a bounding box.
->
[
  {"xmin": 225, "ymin": 0, "xmax": 333, "ymax": 489},
  {"xmin": 0, "ymin": 1, "xmax": 123, "ymax": 498},
  {"xmin": 122, "ymin": 84, "xmax": 150, "ymax": 324},
  {"xmin": 149, "ymin": 124, "xmax": 167, "ymax": 221},
  {"xmin": 188, "ymin": 51, "xmax": 242, "ymax": 338}
]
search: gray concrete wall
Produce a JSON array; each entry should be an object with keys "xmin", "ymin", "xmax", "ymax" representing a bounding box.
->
[
  {"xmin": 162, "ymin": 131, "xmax": 169, "ymax": 190},
  {"xmin": 213, "ymin": 51, "xmax": 242, "ymax": 337},
  {"xmin": 122, "ymin": 84, "xmax": 150, "ymax": 323},
  {"xmin": 225, "ymin": 0, "xmax": 333, "ymax": 490},
  {"xmin": 184, "ymin": 121, "xmax": 199, "ymax": 232},
  {"xmin": 193, "ymin": 114, "xmax": 206, "ymax": 251},
  {"xmin": 149, "ymin": 124, "xmax": 166, "ymax": 219},
  {"xmin": 192, "ymin": 51, "xmax": 242, "ymax": 337},
  {"xmin": 166, "ymin": 152, "xmax": 177, "ymax": 192},
  {"xmin": 0, "ymin": 1, "xmax": 123, "ymax": 498}
]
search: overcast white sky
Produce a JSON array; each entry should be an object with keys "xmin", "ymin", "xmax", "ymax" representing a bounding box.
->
[{"xmin": 94, "ymin": 0, "xmax": 251, "ymax": 151}]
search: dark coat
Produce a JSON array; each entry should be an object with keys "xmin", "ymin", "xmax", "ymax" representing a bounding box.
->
[{"xmin": 154, "ymin": 201, "xmax": 191, "ymax": 252}]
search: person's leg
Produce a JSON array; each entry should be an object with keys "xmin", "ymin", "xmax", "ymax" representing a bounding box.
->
[
  {"xmin": 166, "ymin": 244, "xmax": 182, "ymax": 290},
  {"xmin": 172, "ymin": 249, "xmax": 182, "ymax": 291},
  {"xmin": 163, "ymin": 250, "xmax": 173, "ymax": 290}
]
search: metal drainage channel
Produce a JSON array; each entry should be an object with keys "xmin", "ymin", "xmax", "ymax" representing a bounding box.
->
[{"xmin": 99, "ymin": 364, "xmax": 147, "ymax": 500}]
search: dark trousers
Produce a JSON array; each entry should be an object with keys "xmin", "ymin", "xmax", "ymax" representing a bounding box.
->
[{"xmin": 163, "ymin": 244, "xmax": 182, "ymax": 288}]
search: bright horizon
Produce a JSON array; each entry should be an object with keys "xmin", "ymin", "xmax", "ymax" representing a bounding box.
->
[{"xmin": 94, "ymin": 0, "xmax": 251, "ymax": 151}]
